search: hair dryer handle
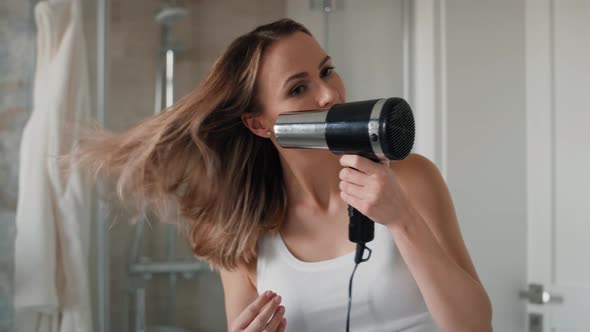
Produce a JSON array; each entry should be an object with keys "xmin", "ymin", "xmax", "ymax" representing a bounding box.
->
[{"xmin": 348, "ymin": 205, "xmax": 375, "ymax": 244}]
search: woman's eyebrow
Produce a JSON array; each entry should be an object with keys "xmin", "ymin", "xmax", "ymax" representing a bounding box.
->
[
  {"xmin": 318, "ymin": 55, "xmax": 331, "ymax": 69},
  {"xmin": 282, "ymin": 55, "xmax": 332, "ymax": 89}
]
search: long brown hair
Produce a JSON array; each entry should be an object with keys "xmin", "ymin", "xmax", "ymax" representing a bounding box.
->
[{"xmin": 74, "ymin": 19, "xmax": 312, "ymax": 271}]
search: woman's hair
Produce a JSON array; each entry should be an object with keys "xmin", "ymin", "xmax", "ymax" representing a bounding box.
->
[{"xmin": 74, "ymin": 18, "xmax": 312, "ymax": 271}]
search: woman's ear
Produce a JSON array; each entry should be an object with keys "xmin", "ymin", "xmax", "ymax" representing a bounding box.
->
[{"xmin": 241, "ymin": 113, "xmax": 270, "ymax": 138}]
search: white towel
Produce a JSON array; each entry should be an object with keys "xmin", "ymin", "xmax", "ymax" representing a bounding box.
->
[{"xmin": 14, "ymin": 0, "xmax": 93, "ymax": 331}]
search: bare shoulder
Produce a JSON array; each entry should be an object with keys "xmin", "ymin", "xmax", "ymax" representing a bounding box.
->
[
  {"xmin": 219, "ymin": 260, "xmax": 257, "ymax": 289},
  {"xmin": 244, "ymin": 260, "xmax": 258, "ymax": 289},
  {"xmin": 390, "ymin": 152, "xmax": 452, "ymax": 215},
  {"xmin": 389, "ymin": 152, "xmax": 451, "ymax": 228},
  {"xmin": 390, "ymin": 153, "xmax": 439, "ymax": 184},
  {"xmin": 390, "ymin": 152, "xmax": 458, "ymax": 218},
  {"xmin": 218, "ymin": 260, "xmax": 259, "ymax": 327},
  {"xmin": 390, "ymin": 152, "xmax": 484, "ymax": 285}
]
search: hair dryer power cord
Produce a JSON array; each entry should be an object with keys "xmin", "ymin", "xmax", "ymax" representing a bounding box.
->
[{"xmin": 346, "ymin": 243, "xmax": 372, "ymax": 332}]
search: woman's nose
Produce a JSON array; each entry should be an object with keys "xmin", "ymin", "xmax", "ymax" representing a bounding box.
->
[{"xmin": 316, "ymin": 81, "xmax": 339, "ymax": 109}]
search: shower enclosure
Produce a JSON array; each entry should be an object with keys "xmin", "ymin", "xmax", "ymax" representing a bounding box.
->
[
  {"xmin": 87, "ymin": 0, "xmax": 409, "ymax": 331},
  {"xmin": 90, "ymin": 1, "xmax": 290, "ymax": 331},
  {"xmin": 126, "ymin": 4, "xmax": 208, "ymax": 332}
]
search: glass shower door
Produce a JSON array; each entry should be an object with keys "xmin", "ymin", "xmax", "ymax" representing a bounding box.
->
[{"xmin": 315, "ymin": 0, "xmax": 408, "ymax": 102}]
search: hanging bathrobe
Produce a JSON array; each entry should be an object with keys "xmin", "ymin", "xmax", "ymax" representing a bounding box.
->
[{"xmin": 14, "ymin": 0, "xmax": 93, "ymax": 331}]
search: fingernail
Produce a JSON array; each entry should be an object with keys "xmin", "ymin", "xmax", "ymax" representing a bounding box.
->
[
  {"xmin": 275, "ymin": 295, "xmax": 282, "ymax": 303},
  {"xmin": 278, "ymin": 305, "xmax": 285, "ymax": 313},
  {"xmin": 265, "ymin": 291, "xmax": 273, "ymax": 298},
  {"xmin": 282, "ymin": 317, "xmax": 287, "ymax": 325}
]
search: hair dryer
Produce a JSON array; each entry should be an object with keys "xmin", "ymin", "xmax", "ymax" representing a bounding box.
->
[{"xmin": 273, "ymin": 97, "xmax": 415, "ymax": 263}]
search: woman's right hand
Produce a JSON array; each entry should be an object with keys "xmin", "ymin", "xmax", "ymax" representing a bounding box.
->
[{"xmin": 230, "ymin": 291, "xmax": 287, "ymax": 332}]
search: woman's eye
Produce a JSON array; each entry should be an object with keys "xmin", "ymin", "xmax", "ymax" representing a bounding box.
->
[
  {"xmin": 288, "ymin": 67, "xmax": 334, "ymax": 97},
  {"xmin": 289, "ymin": 85, "xmax": 305, "ymax": 96},
  {"xmin": 321, "ymin": 66, "xmax": 335, "ymax": 77}
]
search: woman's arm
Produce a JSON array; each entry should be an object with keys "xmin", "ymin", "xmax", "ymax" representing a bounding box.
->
[
  {"xmin": 390, "ymin": 154, "xmax": 493, "ymax": 332},
  {"xmin": 219, "ymin": 264, "xmax": 259, "ymax": 327},
  {"xmin": 219, "ymin": 263, "xmax": 286, "ymax": 331}
]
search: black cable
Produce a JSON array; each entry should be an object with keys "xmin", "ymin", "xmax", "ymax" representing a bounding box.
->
[
  {"xmin": 346, "ymin": 262, "xmax": 359, "ymax": 332},
  {"xmin": 346, "ymin": 243, "xmax": 372, "ymax": 332}
]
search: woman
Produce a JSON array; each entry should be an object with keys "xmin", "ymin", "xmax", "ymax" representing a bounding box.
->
[{"xmin": 76, "ymin": 19, "xmax": 492, "ymax": 331}]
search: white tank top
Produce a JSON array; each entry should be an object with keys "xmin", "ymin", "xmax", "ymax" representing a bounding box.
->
[{"xmin": 257, "ymin": 222, "xmax": 440, "ymax": 332}]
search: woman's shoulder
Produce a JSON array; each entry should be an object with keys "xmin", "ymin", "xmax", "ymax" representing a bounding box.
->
[
  {"xmin": 229, "ymin": 259, "xmax": 258, "ymax": 290},
  {"xmin": 390, "ymin": 153, "xmax": 439, "ymax": 181},
  {"xmin": 390, "ymin": 152, "xmax": 448, "ymax": 207},
  {"xmin": 219, "ymin": 230, "xmax": 275, "ymax": 291}
]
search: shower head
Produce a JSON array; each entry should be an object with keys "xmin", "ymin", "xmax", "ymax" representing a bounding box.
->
[{"xmin": 155, "ymin": 5, "xmax": 188, "ymax": 26}]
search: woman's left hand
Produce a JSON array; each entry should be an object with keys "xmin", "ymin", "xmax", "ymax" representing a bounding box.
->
[{"xmin": 339, "ymin": 154, "xmax": 414, "ymax": 228}]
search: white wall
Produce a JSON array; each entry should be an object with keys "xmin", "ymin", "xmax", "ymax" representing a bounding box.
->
[
  {"xmin": 287, "ymin": 0, "xmax": 406, "ymax": 103},
  {"xmin": 443, "ymin": 0, "xmax": 527, "ymax": 330}
]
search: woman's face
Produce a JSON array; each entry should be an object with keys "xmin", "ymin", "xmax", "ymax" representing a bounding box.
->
[{"xmin": 245, "ymin": 31, "xmax": 346, "ymax": 138}]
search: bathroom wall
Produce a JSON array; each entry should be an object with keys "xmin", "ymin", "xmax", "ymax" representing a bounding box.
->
[
  {"xmin": 0, "ymin": 1, "xmax": 37, "ymax": 331},
  {"xmin": 444, "ymin": 1, "xmax": 526, "ymax": 329},
  {"xmin": 107, "ymin": 1, "xmax": 286, "ymax": 331}
]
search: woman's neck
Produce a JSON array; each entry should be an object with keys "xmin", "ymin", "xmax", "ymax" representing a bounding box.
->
[{"xmin": 278, "ymin": 148, "xmax": 344, "ymax": 213}]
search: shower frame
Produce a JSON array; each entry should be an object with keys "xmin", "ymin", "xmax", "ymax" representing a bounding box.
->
[
  {"xmin": 93, "ymin": 1, "xmax": 209, "ymax": 331},
  {"xmin": 95, "ymin": 0, "xmax": 109, "ymax": 331}
]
